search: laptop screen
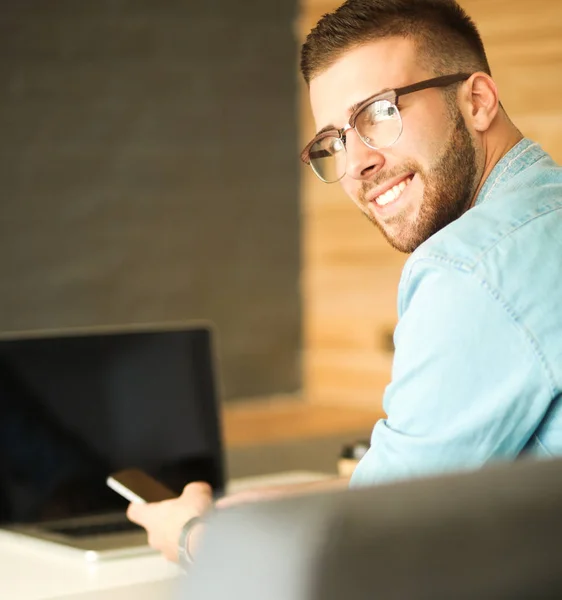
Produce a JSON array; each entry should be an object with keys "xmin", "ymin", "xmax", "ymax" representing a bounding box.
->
[{"xmin": 0, "ymin": 325, "xmax": 225, "ymax": 525}]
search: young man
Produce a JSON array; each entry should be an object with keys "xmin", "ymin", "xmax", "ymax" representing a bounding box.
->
[{"xmin": 128, "ymin": 0, "xmax": 562, "ymax": 564}]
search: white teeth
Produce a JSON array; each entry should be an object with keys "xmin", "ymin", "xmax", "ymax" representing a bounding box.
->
[
  {"xmin": 375, "ymin": 177, "xmax": 410, "ymax": 206},
  {"xmin": 377, "ymin": 190, "xmax": 394, "ymax": 206}
]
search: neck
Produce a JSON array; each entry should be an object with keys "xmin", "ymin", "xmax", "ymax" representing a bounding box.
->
[{"xmin": 471, "ymin": 112, "xmax": 524, "ymax": 206}]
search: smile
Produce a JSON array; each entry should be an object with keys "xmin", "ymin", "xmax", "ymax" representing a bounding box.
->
[{"xmin": 374, "ymin": 175, "xmax": 414, "ymax": 207}]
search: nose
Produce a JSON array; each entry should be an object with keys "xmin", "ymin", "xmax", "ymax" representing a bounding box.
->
[{"xmin": 344, "ymin": 128, "xmax": 385, "ymax": 180}]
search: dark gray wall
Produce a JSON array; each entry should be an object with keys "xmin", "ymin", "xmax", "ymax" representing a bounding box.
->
[{"xmin": 0, "ymin": 1, "xmax": 301, "ymax": 401}]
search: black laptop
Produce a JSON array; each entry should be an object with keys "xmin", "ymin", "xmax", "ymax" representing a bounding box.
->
[{"xmin": 0, "ymin": 323, "xmax": 225, "ymax": 560}]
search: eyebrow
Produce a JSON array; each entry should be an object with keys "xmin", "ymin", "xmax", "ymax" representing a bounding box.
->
[{"xmin": 314, "ymin": 87, "xmax": 393, "ymax": 137}]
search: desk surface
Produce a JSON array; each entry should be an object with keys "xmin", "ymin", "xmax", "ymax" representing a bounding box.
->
[
  {"xmin": 0, "ymin": 471, "xmax": 332, "ymax": 600},
  {"xmin": 0, "ymin": 531, "xmax": 182, "ymax": 600}
]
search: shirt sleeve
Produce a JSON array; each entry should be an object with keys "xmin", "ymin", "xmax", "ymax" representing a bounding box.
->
[{"xmin": 350, "ymin": 257, "xmax": 553, "ymax": 487}]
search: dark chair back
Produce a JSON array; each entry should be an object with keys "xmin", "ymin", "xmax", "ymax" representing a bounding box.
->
[{"xmin": 186, "ymin": 457, "xmax": 562, "ymax": 600}]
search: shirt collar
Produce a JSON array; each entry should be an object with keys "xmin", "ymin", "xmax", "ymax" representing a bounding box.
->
[{"xmin": 475, "ymin": 138, "xmax": 546, "ymax": 207}]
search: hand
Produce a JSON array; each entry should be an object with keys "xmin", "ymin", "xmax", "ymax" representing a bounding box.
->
[{"xmin": 127, "ymin": 481, "xmax": 213, "ymax": 562}]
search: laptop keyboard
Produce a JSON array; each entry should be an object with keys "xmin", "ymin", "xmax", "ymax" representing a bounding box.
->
[{"xmin": 47, "ymin": 519, "xmax": 143, "ymax": 538}]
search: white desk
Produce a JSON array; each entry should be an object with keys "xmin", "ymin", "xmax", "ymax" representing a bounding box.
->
[{"xmin": 0, "ymin": 471, "xmax": 332, "ymax": 600}]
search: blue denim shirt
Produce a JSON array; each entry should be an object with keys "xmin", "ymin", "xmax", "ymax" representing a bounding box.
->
[{"xmin": 351, "ymin": 139, "xmax": 562, "ymax": 486}]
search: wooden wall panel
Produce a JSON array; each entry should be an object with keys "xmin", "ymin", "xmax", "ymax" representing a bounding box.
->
[{"xmin": 298, "ymin": 0, "xmax": 562, "ymax": 408}]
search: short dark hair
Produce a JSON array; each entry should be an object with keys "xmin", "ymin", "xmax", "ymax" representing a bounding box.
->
[{"xmin": 300, "ymin": 0, "xmax": 491, "ymax": 85}]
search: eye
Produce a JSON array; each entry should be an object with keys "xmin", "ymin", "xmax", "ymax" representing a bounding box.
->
[
  {"xmin": 355, "ymin": 98, "xmax": 402, "ymax": 149},
  {"xmin": 370, "ymin": 100, "xmax": 397, "ymax": 121}
]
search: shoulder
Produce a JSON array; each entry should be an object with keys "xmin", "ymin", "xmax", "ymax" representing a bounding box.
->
[{"xmin": 400, "ymin": 152, "xmax": 562, "ymax": 308}]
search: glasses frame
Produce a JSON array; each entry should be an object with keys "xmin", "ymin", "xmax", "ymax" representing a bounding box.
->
[{"xmin": 300, "ymin": 73, "xmax": 472, "ymax": 182}]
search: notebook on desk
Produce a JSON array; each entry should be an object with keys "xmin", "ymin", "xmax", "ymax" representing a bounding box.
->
[{"xmin": 0, "ymin": 323, "xmax": 225, "ymax": 561}]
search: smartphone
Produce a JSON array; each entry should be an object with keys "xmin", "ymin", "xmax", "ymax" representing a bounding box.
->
[{"xmin": 106, "ymin": 468, "xmax": 177, "ymax": 504}]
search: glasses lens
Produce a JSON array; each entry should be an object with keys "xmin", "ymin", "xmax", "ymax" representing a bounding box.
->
[
  {"xmin": 309, "ymin": 136, "xmax": 346, "ymax": 183},
  {"xmin": 355, "ymin": 99, "xmax": 402, "ymax": 149}
]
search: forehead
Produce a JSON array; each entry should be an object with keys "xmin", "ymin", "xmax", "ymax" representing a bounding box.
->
[{"xmin": 309, "ymin": 37, "xmax": 425, "ymax": 130}]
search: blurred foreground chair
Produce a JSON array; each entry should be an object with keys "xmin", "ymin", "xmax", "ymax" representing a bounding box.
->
[{"xmin": 184, "ymin": 457, "xmax": 562, "ymax": 600}]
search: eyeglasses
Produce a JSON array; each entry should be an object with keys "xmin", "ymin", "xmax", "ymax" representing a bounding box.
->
[{"xmin": 300, "ymin": 73, "xmax": 471, "ymax": 183}]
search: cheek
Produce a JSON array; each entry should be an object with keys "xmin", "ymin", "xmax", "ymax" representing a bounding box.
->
[{"xmin": 398, "ymin": 105, "xmax": 450, "ymax": 168}]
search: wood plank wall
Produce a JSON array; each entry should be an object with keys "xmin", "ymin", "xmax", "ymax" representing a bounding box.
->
[{"xmin": 297, "ymin": 0, "xmax": 562, "ymax": 408}]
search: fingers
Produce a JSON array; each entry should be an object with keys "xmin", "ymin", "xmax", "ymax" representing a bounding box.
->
[
  {"xmin": 125, "ymin": 498, "xmax": 184, "ymax": 561},
  {"xmin": 126, "ymin": 500, "xmax": 151, "ymax": 525},
  {"xmin": 126, "ymin": 482, "xmax": 212, "ymax": 524},
  {"xmin": 126, "ymin": 498, "xmax": 172, "ymax": 530},
  {"xmin": 124, "ymin": 481, "xmax": 215, "ymax": 563}
]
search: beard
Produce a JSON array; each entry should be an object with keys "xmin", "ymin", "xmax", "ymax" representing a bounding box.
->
[{"xmin": 361, "ymin": 111, "xmax": 479, "ymax": 254}]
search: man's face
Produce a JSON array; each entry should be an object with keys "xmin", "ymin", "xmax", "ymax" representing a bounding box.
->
[{"xmin": 309, "ymin": 38, "xmax": 479, "ymax": 253}]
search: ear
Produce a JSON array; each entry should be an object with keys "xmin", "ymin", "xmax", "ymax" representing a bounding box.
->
[{"xmin": 460, "ymin": 73, "xmax": 499, "ymax": 133}]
